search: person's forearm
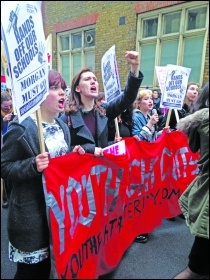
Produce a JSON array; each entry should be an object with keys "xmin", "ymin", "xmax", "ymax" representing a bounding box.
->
[{"xmin": 130, "ymin": 64, "xmax": 139, "ymax": 77}]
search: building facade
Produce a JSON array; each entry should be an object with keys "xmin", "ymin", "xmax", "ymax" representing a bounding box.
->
[
  {"xmin": 2, "ymin": 1, "xmax": 208, "ymax": 91},
  {"xmin": 42, "ymin": 1, "xmax": 209, "ymax": 90}
]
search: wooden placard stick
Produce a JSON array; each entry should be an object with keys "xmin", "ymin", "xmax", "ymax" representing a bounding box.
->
[
  {"xmin": 165, "ymin": 108, "xmax": 172, "ymax": 127},
  {"xmin": 114, "ymin": 117, "xmax": 120, "ymax": 138},
  {"xmin": 174, "ymin": 109, "xmax": 180, "ymax": 123},
  {"xmin": 36, "ymin": 108, "xmax": 45, "ymax": 153}
]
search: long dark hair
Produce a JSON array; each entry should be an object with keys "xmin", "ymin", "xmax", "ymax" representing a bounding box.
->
[
  {"xmin": 67, "ymin": 67, "xmax": 91, "ymax": 112},
  {"xmin": 66, "ymin": 67, "xmax": 106, "ymax": 116},
  {"xmin": 190, "ymin": 81, "xmax": 209, "ymax": 113}
]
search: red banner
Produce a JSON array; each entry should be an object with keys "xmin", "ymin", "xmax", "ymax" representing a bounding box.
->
[
  {"xmin": 1, "ymin": 75, "xmax": 6, "ymax": 83},
  {"xmin": 43, "ymin": 131, "xmax": 199, "ymax": 279}
]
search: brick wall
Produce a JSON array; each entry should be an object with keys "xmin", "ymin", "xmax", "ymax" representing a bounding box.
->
[
  {"xmin": 42, "ymin": 1, "xmax": 209, "ymax": 87},
  {"xmin": 42, "ymin": 1, "xmax": 139, "ymax": 87}
]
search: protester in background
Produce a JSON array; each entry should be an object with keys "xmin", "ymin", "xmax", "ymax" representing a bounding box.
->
[
  {"xmin": 131, "ymin": 88, "xmax": 159, "ymax": 243},
  {"xmin": 159, "ymin": 82, "xmax": 199, "ymax": 130},
  {"xmin": 1, "ymin": 70, "xmax": 85, "ymax": 279},
  {"xmin": 1, "ymin": 90, "xmax": 16, "ymax": 209},
  {"xmin": 64, "ymin": 87, "xmax": 71, "ymax": 110},
  {"xmin": 1, "ymin": 90, "xmax": 15, "ymax": 135},
  {"xmin": 152, "ymin": 89, "xmax": 161, "ymax": 109},
  {"xmin": 152, "ymin": 88, "xmax": 165, "ymax": 129},
  {"xmin": 173, "ymin": 81, "xmax": 209, "ymax": 279},
  {"xmin": 108, "ymin": 103, "xmax": 135, "ymax": 143},
  {"xmin": 132, "ymin": 89, "xmax": 159, "ymax": 142},
  {"xmin": 60, "ymin": 51, "xmax": 143, "ymax": 156},
  {"xmin": 133, "ymin": 98, "xmax": 139, "ymax": 110},
  {"xmin": 96, "ymin": 91, "xmax": 106, "ymax": 106},
  {"xmin": 159, "ymin": 82, "xmax": 199, "ymax": 221}
]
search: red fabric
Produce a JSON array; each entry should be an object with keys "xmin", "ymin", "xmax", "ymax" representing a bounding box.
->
[
  {"xmin": 1, "ymin": 75, "xmax": 6, "ymax": 83},
  {"xmin": 43, "ymin": 131, "xmax": 199, "ymax": 279}
]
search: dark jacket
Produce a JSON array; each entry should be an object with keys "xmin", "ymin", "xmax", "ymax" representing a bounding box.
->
[
  {"xmin": 1, "ymin": 112, "xmax": 16, "ymax": 135},
  {"xmin": 1, "ymin": 117, "xmax": 71, "ymax": 251},
  {"xmin": 60, "ymin": 71, "xmax": 143, "ymax": 153},
  {"xmin": 108, "ymin": 119, "xmax": 132, "ymax": 142},
  {"xmin": 108, "ymin": 104, "xmax": 134, "ymax": 141},
  {"xmin": 159, "ymin": 103, "xmax": 190, "ymax": 131},
  {"xmin": 152, "ymin": 98, "xmax": 164, "ymax": 128}
]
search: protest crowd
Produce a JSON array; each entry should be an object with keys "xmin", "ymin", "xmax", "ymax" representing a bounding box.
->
[{"xmin": 1, "ymin": 2, "xmax": 209, "ymax": 280}]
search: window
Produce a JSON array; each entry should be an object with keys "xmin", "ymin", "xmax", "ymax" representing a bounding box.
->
[
  {"xmin": 57, "ymin": 27, "xmax": 95, "ymax": 86},
  {"xmin": 137, "ymin": 2, "xmax": 208, "ymax": 88},
  {"xmin": 163, "ymin": 12, "xmax": 181, "ymax": 34},
  {"xmin": 187, "ymin": 7, "xmax": 207, "ymax": 30},
  {"xmin": 143, "ymin": 18, "xmax": 158, "ymax": 38}
]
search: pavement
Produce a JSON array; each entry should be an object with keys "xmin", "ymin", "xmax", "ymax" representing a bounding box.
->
[{"xmin": 1, "ymin": 207, "xmax": 194, "ymax": 279}]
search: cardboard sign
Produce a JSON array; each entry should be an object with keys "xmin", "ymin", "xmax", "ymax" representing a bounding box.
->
[{"xmin": 103, "ymin": 140, "xmax": 126, "ymax": 155}]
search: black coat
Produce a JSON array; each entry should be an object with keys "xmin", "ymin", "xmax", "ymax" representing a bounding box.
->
[
  {"xmin": 60, "ymin": 71, "xmax": 143, "ymax": 153},
  {"xmin": 1, "ymin": 117, "xmax": 71, "ymax": 251},
  {"xmin": 159, "ymin": 103, "xmax": 191, "ymax": 131}
]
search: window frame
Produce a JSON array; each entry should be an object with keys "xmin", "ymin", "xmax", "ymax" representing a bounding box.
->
[
  {"xmin": 57, "ymin": 25, "xmax": 96, "ymax": 86},
  {"xmin": 136, "ymin": 1, "xmax": 209, "ymax": 88}
]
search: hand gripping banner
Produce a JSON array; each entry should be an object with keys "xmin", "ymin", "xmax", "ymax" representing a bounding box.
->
[{"xmin": 43, "ymin": 131, "xmax": 199, "ymax": 279}]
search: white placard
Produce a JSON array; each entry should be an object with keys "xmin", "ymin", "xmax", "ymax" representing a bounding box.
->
[
  {"xmin": 1, "ymin": 1, "xmax": 49, "ymax": 123},
  {"xmin": 159, "ymin": 64, "xmax": 191, "ymax": 110},
  {"xmin": 103, "ymin": 140, "xmax": 126, "ymax": 155},
  {"xmin": 101, "ymin": 45, "xmax": 121, "ymax": 102},
  {"xmin": 155, "ymin": 66, "xmax": 168, "ymax": 96}
]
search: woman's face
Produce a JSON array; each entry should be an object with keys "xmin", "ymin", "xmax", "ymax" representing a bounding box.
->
[
  {"xmin": 76, "ymin": 71, "xmax": 99, "ymax": 99},
  {"xmin": 138, "ymin": 94, "xmax": 153, "ymax": 112},
  {"xmin": 152, "ymin": 91, "xmax": 159, "ymax": 99},
  {"xmin": 41, "ymin": 82, "xmax": 66, "ymax": 115},
  {"xmin": 185, "ymin": 84, "xmax": 199, "ymax": 103},
  {"xmin": 1, "ymin": 100, "xmax": 12, "ymax": 113}
]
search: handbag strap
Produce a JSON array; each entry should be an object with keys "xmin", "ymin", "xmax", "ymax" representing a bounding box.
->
[{"xmin": 67, "ymin": 115, "xmax": 71, "ymax": 127}]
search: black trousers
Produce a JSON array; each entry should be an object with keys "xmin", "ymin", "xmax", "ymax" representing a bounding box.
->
[
  {"xmin": 14, "ymin": 257, "xmax": 51, "ymax": 279},
  {"xmin": 188, "ymin": 236, "xmax": 209, "ymax": 275}
]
